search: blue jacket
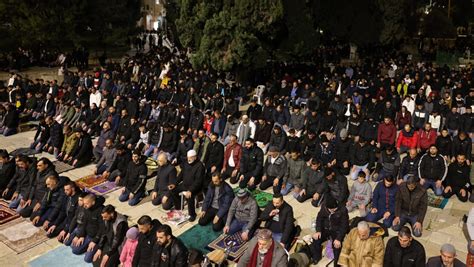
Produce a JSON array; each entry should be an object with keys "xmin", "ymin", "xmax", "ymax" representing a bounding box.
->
[
  {"xmin": 202, "ymin": 182, "xmax": 234, "ymax": 219},
  {"xmin": 210, "ymin": 117, "xmax": 226, "ymax": 137},
  {"xmin": 372, "ymin": 181, "xmax": 398, "ymax": 214}
]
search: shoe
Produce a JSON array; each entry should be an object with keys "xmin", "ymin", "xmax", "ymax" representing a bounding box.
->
[{"xmin": 188, "ymin": 215, "xmax": 196, "ymax": 222}]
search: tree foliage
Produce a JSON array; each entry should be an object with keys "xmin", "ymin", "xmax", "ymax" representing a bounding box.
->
[{"xmin": 0, "ymin": 0, "xmax": 141, "ymax": 50}]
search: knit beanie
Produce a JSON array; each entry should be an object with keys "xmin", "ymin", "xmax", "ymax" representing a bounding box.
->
[{"xmin": 126, "ymin": 227, "xmax": 139, "ymax": 240}]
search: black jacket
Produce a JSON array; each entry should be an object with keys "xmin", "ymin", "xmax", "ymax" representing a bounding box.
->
[
  {"xmin": 204, "ymin": 141, "xmax": 224, "ymax": 170},
  {"xmin": 315, "ymin": 204, "xmax": 349, "ymax": 242},
  {"xmin": 27, "ymin": 165, "xmax": 58, "ymax": 201},
  {"xmin": 0, "ymin": 159, "xmax": 15, "ymax": 191},
  {"xmin": 321, "ymin": 173, "xmax": 349, "ymax": 204},
  {"xmin": 178, "ymin": 160, "xmax": 205, "ymax": 194},
  {"xmin": 418, "ymin": 153, "xmax": 448, "ymax": 181},
  {"xmin": 124, "ymin": 156, "xmax": 148, "ymax": 194},
  {"xmin": 239, "ymin": 145, "xmax": 264, "ymax": 178},
  {"xmin": 383, "ymin": 236, "xmax": 426, "ymax": 267},
  {"xmin": 395, "ymin": 183, "xmax": 427, "ymax": 224},
  {"xmin": 53, "ymin": 191, "xmax": 80, "ymax": 231},
  {"xmin": 3, "ymin": 109, "xmax": 19, "ymax": 128},
  {"xmin": 150, "ymin": 237, "xmax": 188, "ymax": 267},
  {"xmin": 443, "ymin": 162, "xmax": 471, "ymax": 191},
  {"xmin": 399, "ymin": 155, "xmax": 420, "ymax": 179},
  {"xmin": 95, "ymin": 213, "xmax": 128, "ymax": 256},
  {"xmin": 435, "ymin": 135, "xmax": 453, "ymax": 158},
  {"xmin": 153, "ymin": 163, "xmax": 177, "ymax": 192},
  {"xmin": 71, "ymin": 134, "xmax": 93, "ymax": 163},
  {"xmin": 39, "ymin": 184, "xmax": 65, "ymax": 222},
  {"xmin": 109, "ymin": 149, "xmax": 132, "ymax": 174},
  {"xmin": 260, "ymin": 201, "xmax": 295, "ymax": 245},
  {"xmin": 452, "ymin": 136, "xmax": 472, "ymax": 161},
  {"xmin": 49, "ymin": 122, "xmax": 64, "ymax": 148},
  {"xmin": 350, "ymin": 142, "xmax": 375, "ymax": 167},
  {"xmin": 77, "ymin": 196, "xmax": 105, "ymax": 238},
  {"xmin": 132, "ymin": 219, "xmax": 162, "ymax": 267},
  {"xmin": 159, "ymin": 130, "xmax": 178, "ymax": 153}
]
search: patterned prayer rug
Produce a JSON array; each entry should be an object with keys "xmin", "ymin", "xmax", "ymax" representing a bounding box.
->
[
  {"xmin": 87, "ymin": 181, "xmax": 120, "ymax": 196},
  {"xmin": 0, "ymin": 201, "xmax": 19, "ymax": 225},
  {"xmin": 52, "ymin": 161, "xmax": 74, "ymax": 174},
  {"xmin": 178, "ymin": 224, "xmax": 222, "ymax": 253},
  {"xmin": 75, "ymin": 174, "xmax": 105, "ymax": 190},
  {"xmin": 467, "ymin": 251, "xmax": 474, "ymax": 267},
  {"xmin": 10, "ymin": 147, "xmax": 37, "ymax": 157},
  {"xmin": 208, "ymin": 230, "xmax": 248, "ymax": 260},
  {"xmin": 0, "ymin": 218, "xmax": 48, "ymax": 253},
  {"xmin": 427, "ymin": 192, "xmax": 449, "ymax": 209}
]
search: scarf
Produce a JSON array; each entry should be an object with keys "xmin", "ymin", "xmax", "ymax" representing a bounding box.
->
[{"xmin": 249, "ymin": 240, "xmax": 274, "ymax": 267}]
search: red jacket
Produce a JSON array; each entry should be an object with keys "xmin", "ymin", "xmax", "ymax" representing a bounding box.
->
[
  {"xmin": 395, "ymin": 111, "xmax": 412, "ymax": 129},
  {"xmin": 223, "ymin": 143, "xmax": 242, "ymax": 170},
  {"xmin": 418, "ymin": 129, "xmax": 437, "ymax": 150},
  {"xmin": 377, "ymin": 122, "xmax": 397, "ymax": 145},
  {"xmin": 396, "ymin": 130, "xmax": 419, "ymax": 149}
]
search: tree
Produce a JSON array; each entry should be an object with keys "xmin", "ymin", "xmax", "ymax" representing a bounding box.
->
[
  {"xmin": 0, "ymin": 0, "xmax": 141, "ymax": 51},
  {"xmin": 376, "ymin": 0, "xmax": 411, "ymax": 44}
]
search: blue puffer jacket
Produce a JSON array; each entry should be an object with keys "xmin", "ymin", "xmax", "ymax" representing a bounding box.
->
[{"xmin": 372, "ymin": 182, "xmax": 398, "ymax": 214}]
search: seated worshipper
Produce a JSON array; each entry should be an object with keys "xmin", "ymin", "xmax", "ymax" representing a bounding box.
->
[
  {"xmin": 193, "ymin": 129, "xmax": 210, "ymax": 163},
  {"xmin": 90, "ymin": 205, "xmax": 128, "ymax": 266},
  {"xmin": 396, "ymin": 124, "xmax": 420, "ymax": 154},
  {"xmin": 320, "ymin": 167, "xmax": 349, "ymax": 207},
  {"xmin": 63, "ymin": 192, "xmax": 88, "ymax": 244},
  {"xmin": 30, "ymin": 176, "xmax": 65, "ymax": 228},
  {"xmin": 443, "ymin": 154, "xmax": 473, "ymax": 202},
  {"xmin": 268, "ymin": 124, "xmax": 287, "ymax": 154},
  {"xmin": 30, "ymin": 117, "xmax": 50, "ymax": 153},
  {"xmin": 119, "ymin": 227, "xmax": 139, "ymax": 267},
  {"xmin": 295, "ymin": 159, "xmax": 325, "ymax": 206},
  {"xmin": 309, "ymin": 196, "xmax": 349, "ymax": 266},
  {"xmin": 94, "ymin": 138, "xmax": 117, "ymax": 175},
  {"xmin": 426, "ymin": 243, "xmax": 466, "ymax": 267},
  {"xmin": 260, "ymin": 193, "xmax": 296, "ymax": 250},
  {"xmin": 151, "ymin": 225, "xmax": 188, "ymax": 267},
  {"xmin": 118, "ymin": 150, "xmax": 148, "ymax": 206},
  {"xmin": 151, "ymin": 153, "xmax": 178, "ymax": 210},
  {"xmin": 349, "ymin": 137, "xmax": 375, "ymax": 181},
  {"xmin": 392, "ymin": 175, "xmax": 428, "ymax": 237},
  {"xmin": 281, "ymin": 150, "xmax": 305, "ymax": 196},
  {"xmin": 43, "ymin": 116, "xmax": 64, "ymax": 157},
  {"xmin": 132, "ymin": 215, "xmax": 162, "ymax": 267},
  {"xmin": 383, "ymin": 226, "xmax": 426, "ymax": 267},
  {"xmin": 172, "ymin": 130, "xmax": 194, "ymax": 166},
  {"xmin": 398, "ymin": 148, "xmax": 420, "ymax": 183},
  {"xmin": 365, "ymin": 175, "xmax": 398, "ymax": 228},
  {"xmin": 3, "ymin": 155, "xmax": 36, "ymax": 212},
  {"xmin": 237, "ymin": 229, "xmax": 288, "ymax": 267},
  {"xmin": 69, "ymin": 194, "xmax": 105, "ymax": 258},
  {"xmin": 224, "ymin": 188, "xmax": 259, "ymax": 242},
  {"xmin": 93, "ymin": 121, "xmax": 115, "ymax": 163},
  {"xmin": 260, "ymin": 146, "xmax": 287, "ymax": 194},
  {"xmin": 418, "ymin": 122, "xmax": 437, "ymax": 153},
  {"xmin": 371, "ymin": 145, "xmax": 400, "ymax": 182},
  {"xmin": 172, "ymin": 149, "xmax": 205, "ymax": 221},
  {"xmin": 199, "ymin": 172, "xmax": 235, "ymax": 231},
  {"xmin": 338, "ymin": 221, "xmax": 385, "ymax": 267},
  {"xmin": 103, "ymin": 144, "xmax": 131, "ymax": 186},
  {"xmin": 19, "ymin": 157, "xmax": 58, "ymax": 218},
  {"xmin": 418, "ymin": 145, "xmax": 447, "ymax": 196},
  {"xmin": 346, "ymin": 171, "xmax": 372, "ymax": 217},
  {"xmin": 222, "ymin": 134, "xmax": 242, "ymax": 183},
  {"xmin": 237, "ymin": 138, "xmax": 264, "ymax": 190},
  {"xmin": 57, "ymin": 125, "xmax": 79, "ymax": 162},
  {"xmin": 46, "ymin": 181, "xmax": 81, "ymax": 239},
  {"xmin": 377, "ymin": 117, "xmax": 397, "ymax": 149},
  {"xmin": 0, "ymin": 149, "xmax": 15, "ymax": 198},
  {"xmin": 334, "ymin": 129, "xmax": 352, "ymax": 175},
  {"xmin": 69, "ymin": 129, "xmax": 93, "ymax": 168},
  {"xmin": 314, "ymin": 135, "xmax": 336, "ymax": 167}
]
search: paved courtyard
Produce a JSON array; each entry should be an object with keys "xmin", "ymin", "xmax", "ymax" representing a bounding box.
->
[{"xmin": 0, "ymin": 130, "xmax": 471, "ymax": 266}]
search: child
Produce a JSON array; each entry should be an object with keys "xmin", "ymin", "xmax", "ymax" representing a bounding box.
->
[
  {"xmin": 346, "ymin": 171, "xmax": 372, "ymax": 217},
  {"xmin": 120, "ymin": 227, "xmax": 139, "ymax": 267}
]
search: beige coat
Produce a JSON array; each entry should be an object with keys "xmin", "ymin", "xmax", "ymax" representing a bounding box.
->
[{"xmin": 338, "ymin": 227, "xmax": 385, "ymax": 267}]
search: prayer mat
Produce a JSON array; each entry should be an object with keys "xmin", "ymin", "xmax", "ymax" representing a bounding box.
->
[
  {"xmin": 427, "ymin": 192, "xmax": 449, "ymax": 209},
  {"xmin": 29, "ymin": 245, "xmax": 90, "ymax": 267},
  {"xmin": 0, "ymin": 218, "xmax": 48, "ymax": 253},
  {"xmin": 208, "ymin": 230, "xmax": 248, "ymax": 260},
  {"xmin": 75, "ymin": 174, "xmax": 105, "ymax": 190},
  {"xmin": 178, "ymin": 224, "xmax": 222, "ymax": 254},
  {"xmin": 10, "ymin": 147, "xmax": 37, "ymax": 157},
  {"xmin": 52, "ymin": 161, "xmax": 74, "ymax": 174},
  {"xmin": 0, "ymin": 201, "xmax": 19, "ymax": 225},
  {"xmin": 233, "ymin": 188, "xmax": 273, "ymax": 208},
  {"xmin": 87, "ymin": 181, "xmax": 120, "ymax": 196}
]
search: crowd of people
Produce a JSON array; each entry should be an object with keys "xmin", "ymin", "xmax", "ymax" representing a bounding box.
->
[{"xmin": 0, "ymin": 39, "xmax": 473, "ymax": 266}]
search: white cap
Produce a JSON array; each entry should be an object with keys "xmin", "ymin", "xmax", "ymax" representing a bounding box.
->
[{"xmin": 187, "ymin": 150, "xmax": 197, "ymax": 158}]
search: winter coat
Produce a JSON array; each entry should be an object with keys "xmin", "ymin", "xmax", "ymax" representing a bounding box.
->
[
  {"xmin": 150, "ymin": 237, "xmax": 188, "ymax": 267},
  {"xmin": 396, "ymin": 129, "xmax": 419, "ymax": 149},
  {"xmin": 418, "ymin": 153, "xmax": 448, "ymax": 181},
  {"xmin": 237, "ymin": 237, "xmax": 288, "ymax": 267},
  {"xmin": 132, "ymin": 219, "xmax": 162, "ymax": 267},
  {"xmin": 239, "ymin": 145, "xmax": 264, "ymax": 178},
  {"xmin": 178, "ymin": 160, "xmax": 205, "ymax": 194},
  {"xmin": 202, "ymin": 182, "xmax": 234, "ymax": 219},
  {"xmin": 383, "ymin": 236, "xmax": 426, "ymax": 267},
  {"xmin": 395, "ymin": 183, "xmax": 428, "ymax": 224},
  {"xmin": 436, "ymin": 135, "xmax": 453, "ymax": 158},
  {"xmin": 418, "ymin": 129, "xmax": 437, "ymax": 150},
  {"xmin": 284, "ymin": 158, "xmax": 305, "ymax": 186},
  {"xmin": 377, "ymin": 122, "xmax": 397, "ymax": 145},
  {"xmin": 339, "ymin": 227, "xmax": 385, "ymax": 267},
  {"xmin": 372, "ymin": 182, "xmax": 398, "ymax": 215},
  {"xmin": 123, "ymin": 156, "xmax": 148, "ymax": 194},
  {"xmin": 260, "ymin": 201, "xmax": 295, "ymax": 245},
  {"xmin": 263, "ymin": 155, "xmax": 287, "ymax": 178},
  {"xmin": 315, "ymin": 205, "xmax": 349, "ymax": 242}
]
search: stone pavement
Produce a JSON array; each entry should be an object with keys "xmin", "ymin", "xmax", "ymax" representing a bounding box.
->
[{"xmin": 0, "ymin": 130, "xmax": 471, "ymax": 266}]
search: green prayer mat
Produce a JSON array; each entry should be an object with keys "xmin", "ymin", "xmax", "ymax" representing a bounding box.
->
[
  {"xmin": 178, "ymin": 224, "xmax": 222, "ymax": 253},
  {"xmin": 427, "ymin": 192, "xmax": 449, "ymax": 209},
  {"xmin": 232, "ymin": 188, "xmax": 273, "ymax": 208}
]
